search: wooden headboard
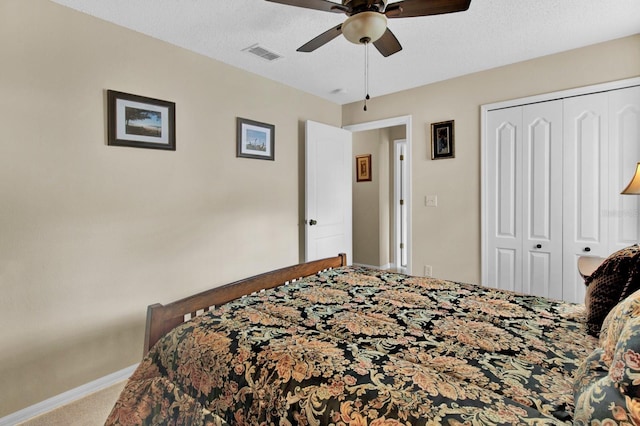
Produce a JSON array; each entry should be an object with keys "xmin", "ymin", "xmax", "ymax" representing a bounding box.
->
[{"xmin": 143, "ymin": 253, "xmax": 348, "ymax": 354}]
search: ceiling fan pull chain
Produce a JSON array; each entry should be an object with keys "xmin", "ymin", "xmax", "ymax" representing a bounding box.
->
[{"xmin": 364, "ymin": 41, "xmax": 370, "ymax": 111}]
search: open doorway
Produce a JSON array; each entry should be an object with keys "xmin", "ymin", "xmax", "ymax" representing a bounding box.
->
[{"xmin": 344, "ymin": 116, "xmax": 412, "ymax": 274}]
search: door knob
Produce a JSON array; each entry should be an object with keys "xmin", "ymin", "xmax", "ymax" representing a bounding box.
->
[
  {"xmin": 584, "ymin": 247, "xmax": 591, "ymax": 252},
  {"xmin": 535, "ymin": 244, "xmax": 542, "ymax": 249},
  {"xmin": 309, "ymin": 219, "xmax": 317, "ymax": 226}
]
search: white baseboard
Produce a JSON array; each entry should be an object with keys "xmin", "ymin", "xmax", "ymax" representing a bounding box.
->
[
  {"xmin": 353, "ymin": 262, "xmax": 394, "ymax": 270},
  {"xmin": 0, "ymin": 364, "xmax": 138, "ymax": 426}
]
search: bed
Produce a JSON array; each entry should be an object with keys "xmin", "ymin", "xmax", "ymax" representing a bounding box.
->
[{"xmin": 105, "ymin": 252, "xmax": 640, "ymax": 425}]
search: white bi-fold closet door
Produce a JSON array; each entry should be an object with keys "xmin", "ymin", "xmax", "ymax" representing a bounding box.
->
[
  {"xmin": 483, "ymin": 79, "xmax": 640, "ymax": 304},
  {"xmin": 561, "ymin": 92, "xmax": 610, "ymax": 303},
  {"xmin": 485, "ymin": 101, "xmax": 563, "ymax": 300},
  {"xmin": 563, "ymin": 87, "xmax": 640, "ymax": 302}
]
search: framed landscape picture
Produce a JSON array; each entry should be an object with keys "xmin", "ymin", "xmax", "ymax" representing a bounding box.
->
[
  {"xmin": 236, "ymin": 117, "xmax": 275, "ymax": 160},
  {"xmin": 107, "ymin": 90, "xmax": 176, "ymax": 151},
  {"xmin": 431, "ymin": 120, "xmax": 455, "ymax": 160}
]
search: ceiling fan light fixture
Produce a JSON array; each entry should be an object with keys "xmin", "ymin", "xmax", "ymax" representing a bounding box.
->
[{"xmin": 342, "ymin": 12, "xmax": 387, "ymax": 44}]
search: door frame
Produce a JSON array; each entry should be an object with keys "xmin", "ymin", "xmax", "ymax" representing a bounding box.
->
[{"xmin": 344, "ymin": 115, "xmax": 413, "ymax": 274}]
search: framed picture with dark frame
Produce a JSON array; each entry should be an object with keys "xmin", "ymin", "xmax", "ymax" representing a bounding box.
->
[
  {"xmin": 355, "ymin": 154, "xmax": 372, "ymax": 182},
  {"xmin": 107, "ymin": 90, "xmax": 176, "ymax": 151},
  {"xmin": 431, "ymin": 120, "xmax": 455, "ymax": 160},
  {"xmin": 236, "ymin": 117, "xmax": 275, "ymax": 161}
]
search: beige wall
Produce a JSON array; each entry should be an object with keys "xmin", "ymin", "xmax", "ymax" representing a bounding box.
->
[
  {"xmin": 352, "ymin": 130, "xmax": 381, "ymax": 266},
  {"xmin": 0, "ymin": 0, "xmax": 341, "ymax": 415},
  {"xmin": 343, "ymin": 34, "xmax": 640, "ymax": 284}
]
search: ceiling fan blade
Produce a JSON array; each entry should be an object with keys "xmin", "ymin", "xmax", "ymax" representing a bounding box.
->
[
  {"xmin": 385, "ymin": 0, "xmax": 471, "ymax": 18},
  {"xmin": 373, "ymin": 28, "xmax": 402, "ymax": 57},
  {"xmin": 297, "ymin": 24, "xmax": 343, "ymax": 52},
  {"xmin": 265, "ymin": 0, "xmax": 348, "ymax": 13}
]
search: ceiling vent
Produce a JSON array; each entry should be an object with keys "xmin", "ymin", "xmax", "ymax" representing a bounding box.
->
[{"xmin": 243, "ymin": 44, "xmax": 282, "ymax": 62}]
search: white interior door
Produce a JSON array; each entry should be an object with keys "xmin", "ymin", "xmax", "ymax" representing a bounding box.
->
[
  {"xmin": 485, "ymin": 107, "xmax": 523, "ymax": 292},
  {"xmin": 522, "ymin": 101, "xmax": 563, "ymax": 299},
  {"xmin": 563, "ymin": 92, "xmax": 609, "ymax": 303},
  {"xmin": 609, "ymin": 86, "xmax": 640, "ymax": 251},
  {"xmin": 485, "ymin": 102, "xmax": 563, "ymax": 298},
  {"xmin": 305, "ymin": 120, "xmax": 352, "ymax": 263}
]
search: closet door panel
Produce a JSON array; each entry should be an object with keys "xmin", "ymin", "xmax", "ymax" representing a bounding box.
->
[
  {"xmin": 496, "ymin": 248, "xmax": 518, "ymax": 292},
  {"xmin": 563, "ymin": 92, "xmax": 609, "ymax": 303},
  {"xmin": 522, "ymin": 101, "xmax": 563, "ymax": 299},
  {"xmin": 609, "ymin": 86, "xmax": 640, "ymax": 250},
  {"xmin": 486, "ymin": 108, "xmax": 523, "ymax": 292}
]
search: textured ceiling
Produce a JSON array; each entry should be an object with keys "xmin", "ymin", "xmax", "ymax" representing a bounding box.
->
[{"xmin": 51, "ymin": 0, "xmax": 640, "ymax": 105}]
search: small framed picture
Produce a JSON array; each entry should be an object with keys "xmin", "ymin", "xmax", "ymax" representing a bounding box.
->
[
  {"xmin": 355, "ymin": 154, "xmax": 372, "ymax": 182},
  {"xmin": 236, "ymin": 117, "xmax": 275, "ymax": 160},
  {"xmin": 107, "ymin": 90, "xmax": 175, "ymax": 150},
  {"xmin": 431, "ymin": 120, "xmax": 455, "ymax": 160}
]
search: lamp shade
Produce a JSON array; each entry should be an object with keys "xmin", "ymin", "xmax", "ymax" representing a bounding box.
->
[
  {"xmin": 342, "ymin": 12, "xmax": 387, "ymax": 45},
  {"xmin": 621, "ymin": 162, "xmax": 640, "ymax": 194}
]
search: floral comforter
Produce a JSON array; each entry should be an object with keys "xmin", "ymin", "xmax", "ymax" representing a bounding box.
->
[{"xmin": 106, "ymin": 266, "xmax": 597, "ymax": 425}]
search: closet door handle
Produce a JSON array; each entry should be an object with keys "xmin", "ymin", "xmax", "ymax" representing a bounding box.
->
[
  {"xmin": 309, "ymin": 219, "xmax": 317, "ymax": 226},
  {"xmin": 535, "ymin": 244, "xmax": 542, "ymax": 249},
  {"xmin": 584, "ymin": 247, "xmax": 591, "ymax": 252}
]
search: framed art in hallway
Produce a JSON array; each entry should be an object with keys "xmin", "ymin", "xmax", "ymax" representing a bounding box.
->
[
  {"xmin": 431, "ymin": 120, "xmax": 455, "ymax": 160},
  {"xmin": 355, "ymin": 154, "xmax": 372, "ymax": 182},
  {"xmin": 107, "ymin": 90, "xmax": 176, "ymax": 151},
  {"xmin": 236, "ymin": 117, "xmax": 275, "ymax": 160}
]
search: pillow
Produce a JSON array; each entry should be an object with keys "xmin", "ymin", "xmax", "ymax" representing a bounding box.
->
[
  {"xmin": 600, "ymin": 288, "xmax": 640, "ymax": 363},
  {"xmin": 573, "ymin": 289, "xmax": 640, "ymax": 425},
  {"xmin": 584, "ymin": 244, "xmax": 640, "ymax": 337}
]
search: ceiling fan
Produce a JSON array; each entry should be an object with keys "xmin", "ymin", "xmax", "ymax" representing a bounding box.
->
[{"xmin": 265, "ymin": 0, "xmax": 472, "ymax": 57}]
